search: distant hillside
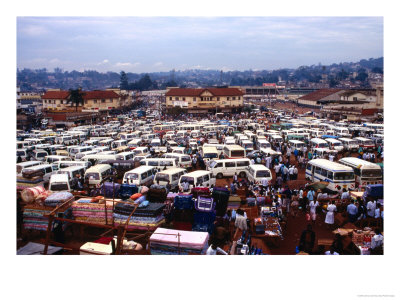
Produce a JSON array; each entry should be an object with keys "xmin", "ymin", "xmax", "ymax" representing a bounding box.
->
[{"xmin": 17, "ymin": 57, "xmax": 383, "ymax": 92}]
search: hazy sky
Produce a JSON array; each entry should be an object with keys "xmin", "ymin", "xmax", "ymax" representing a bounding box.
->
[{"xmin": 17, "ymin": 17, "xmax": 383, "ymax": 73}]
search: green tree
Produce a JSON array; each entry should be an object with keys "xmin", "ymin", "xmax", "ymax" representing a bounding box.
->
[
  {"xmin": 67, "ymin": 88, "xmax": 85, "ymax": 112},
  {"xmin": 120, "ymin": 71, "xmax": 129, "ymax": 90}
]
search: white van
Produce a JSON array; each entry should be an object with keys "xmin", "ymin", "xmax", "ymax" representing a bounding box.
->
[
  {"xmin": 17, "ymin": 161, "xmax": 42, "ymax": 174},
  {"xmin": 21, "ymin": 163, "xmax": 55, "ymax": 183},
  {"xmin": 111, "ymin": 139, "xmax": 128, "ymax": 149},
  {"xmin": 122, "ymin": 166, "xmax": 157, "ymax": 186},
  {"xmin": 201, "ymin": 146, "xmax": 219, "ymax": 162},
  {"xmin": 288, "ymin": 140, "xmax": 306, "ymax": 151},
  {"xmin": 162, "ymin": 153, "xmax": 192, "ymax": 168},
  {"xmin": 49, "ymin": 174, "xmax": 71, "ymax": 192},
  {"xmin": 84, "ymin": 164, "xmax": 113, "ymax": 187},
  {"xmin": 256, "ymin": 139, "xmax": 271, "ymax": 150},
  {"xmin": 178, "ymin": 170, "xmax": 216, "ymax": 191},
  {"xmin": 56, "ymin": 166, "xmax": 86, "ymax": 182},
  {"xmin": 116, "ymin": 151, "xmax": 135, "ymax": 161},
  {"xmin": 132, "ymin": 146, "xmax": 149, "ymax": 156},
  {"xmin": 325, "ymin": 138, "xmax": 344, "ymax": 152},
  {"xmin": 57, "ymin": 160, "xmax": 90, "ymax": 171},
  {"xmin": 207, "ymin": 158, "xmax": 251, "ymax": 179},
  {"xmin": 203, "ymin": 143, "xmax": 224, "ymax": 155},
  {"xmin": 139, "ymin": 158, "xmax": 178, "ymax": 171},
  {"xmin": 153, "ymin": 168, "xmax": 187, "ymax": 189},
  {"xmin": 128, "ymin": 138, "xmax": 143, "ymax": 149},
  {"xmin": 81, "ymin": 154, "xmax": 118, "ymax": 163},
  {"xmin": 270, "ymin": 135, "xmax": 284, "ymax": 144},
  {"xmin": 310, "ymin": 138, "xmax": 329, "ymax": 150},
  {"xmin": 171, "ymin": 147, "xmax": 186, "ymax": 155},
  {"xmin": 223, "ymin": 145, "xmax": 246, "ymax": 159},
  {"xmin": 338, "ymin": 138, "xmax": 359, "ymax": 152},
  {"xmin": 246, "ymin": 165, "xmax": 272, "ymax": 184}
]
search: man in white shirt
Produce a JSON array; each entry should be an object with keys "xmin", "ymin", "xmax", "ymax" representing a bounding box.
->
[
  {"xmin": 288, "ymin": 165, "xmax": 295, "ymax": 180},
  {"xmin": 341, "ymin": 189, "xmax": 350, "ymax": 200},
  {"xmin": 265, "ymin": 155, "xmax": 272, "ymax": 169},
  {"xmin": 274, "ymin": 163, "xmax": 281, "ymax": 175},
  {"xmin": 261, "ymin": 177, "xmax": 269, "ymax": 188},
  {"xmin": 367, "ymin": 199, "xmax": 376, "ymax": 218},
  {"xmin": 370, "ymin": 228, "xmax": 383, "ymax": 254},
  {"xmin": 293, "ymin": 166, "xmax": 298, "ymax": 180},
  {"xmin": 328, "ymin": 154, "xmax": 334, "ymax": 162}
]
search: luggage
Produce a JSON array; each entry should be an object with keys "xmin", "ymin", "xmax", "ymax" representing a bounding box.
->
[
  {"xmin": 118, "ymin": 184, "xmax": 138, "ymax": 200},
  {"xmin": 192, "ymin": 187, "xmax": 210, "ymax": 198},
  {"xmin": 195, "ymin": 196, "xmax": 215, "ymax": 212},
  {"xmin": 257, "ymin": 197, "xmax": 266, "ymax": 206},
  {"xmin": 212, "ymin": 188, "xmax": 230, "ymax": 217},
  {"xmin": 100, "ymin": 182, "xmax": 120, "ymax": 198},
  {"xmin": 147, "ymin": 188, "xmax": 167, "ymax": 203},
  {"xmin": 21, "ymin": 186, "xmax": 46, "ymax": 204},
  {"xmin": 255, "ymin": 224, "xmax": 265, "ymax": 235},
  {"xmin": 247, "ymin": 197, "xmax": 256, "ymax": 207},
  {"xmin": 174, "ymin": 195, "xmax": 194, "ymax": 210}
]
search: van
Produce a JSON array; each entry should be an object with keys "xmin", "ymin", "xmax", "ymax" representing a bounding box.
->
[
  {"xmin": 128, "ymin": 138, "xmax": 143, "ymax": 149},
  {"xmin": 178, "ymin": 170, "xmax": 216, "ymax": 191},
  {"xmin": 81, "ymin": 154, "xmax": 118, "ymax": 164},
  {"xmin": 240, "ymin": 139, "xmax": 254, "ymax": 154},
  {"xmin": 56, "ymin": 166, "xmax": 86, "ymax": 182},
  {"xmin": 162, "ymin": 153, "xmax": 192, "ymax": 168},
  {"xmin": 132, "ymin": 147, "xmax": 149, "ymax": 156},
  {"xmin": 49, "ymin": 174, "xmax": 71, "ymax": 192},
  {"xmin": 256, "ymin": 139, "xmax": 271, "ymax": 150},
  {"xmin": 223, "ymin": 145, "xmax": 246, "ymax": 159},
  {"xmin": 288, "ymin": 140, "xmax": 306, "ymax": 151},
  {"xmin": 310, "ymin": 138, "xmax": 329, "ymax": 150},
  {"xmin": 84, "ymin": 164, "xmax": 113, "ymax": 187},
  {"xmin": 115, "ymin": 151, "xmax": 135, "ymax": 161},
  {"xmin": 140, "ymin": 158, "xmax": 178, "ymax": 171},
  {"xmin": 203, "ymin": 143, "xmax": 224, "ymax": 155},
  {"xmin": 17, "ymin": 149, "xmax": 29, "ymax": 162},
  {"xmin": 122, "ymin": 166, "xmax": 157, "ymax": 186},
  {"xmin": 57, "ymin": 160, "xmax": 90, "ymax": 171},
  {"xmin": 334, "ymin": 127, "xmax": 351, "ymax": 138},
  {"xmin": 142, "ymin": 134, "xmax": 157, "ymax": 143},
  {"xmin": 354, "ymin": 137, "xmax": 375, "ymax": 149},
  {"xmin": 111, "ymin": 139, "xmax": 128, "ymax": 149},
  {"xmin": 17, "ymin": 141, "xmax": 33, "ymax": 150},
  {"xmin": 201, "ymin": 146, "xmax": 219, "ymax": 162},
  {"xmin": 338, "ymin": 138, "xmax": 359, "ymax": 152},
  {"xmin": 270, "ymin": 135, "xmax": 283, "ymax": 144},
  {"xmin": 17, "ymin": 161, "xmax": 42, "ymax": 174},
  {"xmin": 171, "ymin": 147, "xmax": 186, "ymax": 154},
  {"xmin": 97, "ymin": 138, "xmax": 114, "ymax": 147},
  {"xmin": 207, "ymin": 158, "xmax": 251, "ymax": 179},
  {"xmin": 31, "ymin": 149, "xmax": 49, "ymax": 161},
  {"xmin": 44, "ymin": 155, "xmax": 71, "ymax": 170},
  {"xmin": 153, "ymin": 168, "xmax": 187, "ymax": 189},
  {"xmin": 83, "ymin": 139, "xmax": 100, "ymax": 147},
  {"xmin": 22, "ymin": 164, "xmax": 55, "ymax": 183},
  {"xmin": 246, "ymin": 164, "xmax": 272, "ymax": 184},
  {"xmin": 102, "ymin": 160, "xmax": 136, "ymax": 180},
  {"xmin": 325, "ymin": 138, "xmax": 344, "ymax": 152}
]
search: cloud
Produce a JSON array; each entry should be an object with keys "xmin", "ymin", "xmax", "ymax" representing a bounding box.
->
[
  {"xmin": 115, "ymin": 62, "xmax": 140, "ymax": 68},
  {"xmin": 153, "ymin": 62, "xmax": 163, "ymax": 67}
]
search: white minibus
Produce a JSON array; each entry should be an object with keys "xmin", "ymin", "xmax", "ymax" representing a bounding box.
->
[
  {"xmin": 339, "ymin": 157, "xmax": 383, "ymax": 188},
  {"xmin": 122, "ymin": 166, "xmax": 157, "ymax": 186},
  {"xmin": 84, "ymin": 164, "xmax": 113, "ymax": 187},
  {"xmin": 310, "ymin": 138, "xmax": 329, "ymax": 150},
  {"xmin": 305, "ymin": 159, "xmax": 355, "ymax": 191},
  {"xmin": 139, "ymin": 158, "xmax": 178, "ymax": 171},
  {"xmin": 207, "ymin": 158, "xmax": 250, "ymax": 179},
  {"xmin": 246, "ymin": 165, "xmax": 272, "ymax": 184},
  {"xmin": 178, "ymin": 170, "xmax": 216, "ymax": 191},
  {"xmin": 153, "ymin": 168, "xmax": 187, "ymax": 189},
  {"xmin": 223, "ymin": 145, "xmax": 246, "ymax": 159},
  {"xmin": 338, "ymin": 138, "xmax": 359, "ymax": 152},
  {"xmin": 162, "ymin": 153, "xmax": 192, "ymax": 168}
]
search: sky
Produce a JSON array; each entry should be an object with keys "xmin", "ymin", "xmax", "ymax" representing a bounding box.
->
[{"xmin": 17, "ymin": 16, "xmax": 383, "ymax": 73}]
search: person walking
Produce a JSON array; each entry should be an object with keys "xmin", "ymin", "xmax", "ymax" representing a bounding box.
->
[
  {"xmin": 325, "ymin": 200, "xmax": 337, "ymax": 229},
  {"xmin": 347, "ymin": 200, "xmax": 358, "ymax": 223},
  {"xmin": 309, "ymin": 199, "xmax": 319, "ymax": 225}
]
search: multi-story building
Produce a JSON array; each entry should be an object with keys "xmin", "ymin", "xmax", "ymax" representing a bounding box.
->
[
  {"xmin": 42, "ymin": 89, "xmax": 123, "ymax": 111},
  {"xmin": 165, "ymin": 87, "xmax": 244, "ymax": 114},
  {"xmin": 17, "ymin": 87, "xmax": 43, "ymax": 113}
]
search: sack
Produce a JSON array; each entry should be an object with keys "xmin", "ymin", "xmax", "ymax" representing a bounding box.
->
[{"xmin": 130, "ymin": 193, "xmax": 142, "ymax": 200}]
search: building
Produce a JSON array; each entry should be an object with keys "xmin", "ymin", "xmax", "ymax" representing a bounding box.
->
[
  {"xmin": 165, "ymin": 87, "xmax": 244, "ymax": 114},
  {"xmin": 297, "ymin": 89, "xmax": 344, "ymax": 108},
  {"xmin": 42, "ymin": 89, "xmax": 123, "ymax": 112},
  {"xmin": 17, "ymin": 88, "xmax": 43, "ymax": 113}
]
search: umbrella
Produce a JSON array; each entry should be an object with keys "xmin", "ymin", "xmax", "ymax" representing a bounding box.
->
[{"xmin": 308, "ymin": 181, "xmax": 329, "ymax": 191}]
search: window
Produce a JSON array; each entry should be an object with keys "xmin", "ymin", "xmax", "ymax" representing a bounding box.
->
[
  {"xmin": 237, "ymin": 160, "xmax": 249, "ymax": 167},
  {"xmin": 101, "ymin": 99, "xmax": 105, "ymax": 103},
  {"xmin": 45, "ymin": 167, "xmax": 52, "ymax": 173},
  {"xmin": 170, "ymin": 97, "xmax": 172, "ymax": 100},
  {"xmin": 141, "ymin": 173, "xmax": 147, "ymax": 180},
  {"xmin": 183, "ymin": 97, "xmax": 185, "ymax": 101},
  {"xmin": 85, "ymin": 100, "xmax": 88, "ymax": 104},
  {"xmin": 227, "ymin": 97, "xmax": 230, "ymax": 100},
  {"xmin": 172, "ymin": 173, "xmax": 179, "ymax": 181},
  {"xmin": 109, "ymin": 99, "xmax": 113, "ymax": 102},
  {"xmin": 321, "ymin": 169, "xmax": 328, "ymax": 177},
  {"xmin": 203, "ymin": 175, "xmax": 210, "ymax": 182},
  {"xmin": 232, "ymin": 97, "xmax": 236, "ymax": 100},
  {"xmin": 175, "ymin": 97, "xmax": 179, "ymax": 100},
  {"xmin": 225, "ymin": 162, "xmax": 236, "ymax": 168},
  {"xmin": 217, "ymin": 97, "xmax": 220, "ymax": 101},
  {"xmin": 94, "ymin": 100, "xmax": 97, "ymax": 104},
  {"xmin": 193, "ymin": 98, "xmax": 196, "ymax": 102},
  {"xmin": 216, "ymin": 162, "xmax": 223, "ymax": 168},
  {"xmin": 353, "ymin": 97, "xmax": 357, "ymax": 101}
]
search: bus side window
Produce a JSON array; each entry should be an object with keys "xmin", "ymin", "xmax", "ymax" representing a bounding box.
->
[
  {"xmin": 328, "ymin": 172, "xmax": 333, "ymax": 180},
  {"xmin": 321, "ymin": 169, "xmax": 327, "ymax": 177}
]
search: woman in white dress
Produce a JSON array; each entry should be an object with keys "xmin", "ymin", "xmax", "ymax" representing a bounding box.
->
[
  {"xmin": 325, "ymin": 200, "xmax": 337, "ymax": 229},
  {"xmin": 309, "ymin": 199, "xmax": 319, "ymax": 225}
]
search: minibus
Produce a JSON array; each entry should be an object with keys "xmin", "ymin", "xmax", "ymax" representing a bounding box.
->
[
  {"xmin": 203, "ymin": 143, "xmax": 224, "ymax": 155},
  {"xmin": 270, "ymin": 135, "xmax": 283, "ymax": 144},
  {"xmin": 139, "ymin": 158, "xmax": 178, "ymax": 171},
  {"xmin": 153, "ymin": 168, "xmax": 187, "ymax": 189},
  {"xmin": 122, "ymin": 166, "xmax": 157, "ymax": 186},
  {"xmin": 305, "ymin": 159, "xmax": 355, "ymax": 191},
  {"xmin": 128, "ymin": 139, "xmax": 143, "ymax": 149},
  {"xmin": 115, "ymin": 151, "xmax": 135, "ymax": 161},
  {"xmin": 339, "ymin": 157, "xmax": 383, "ymax": 188},
  {"xmin": 310, "ymin": 138, "xmax": 329, "ymax": 150},
  {"xmin": 325, "ymin": 138, "xmax": 344, "ymax": 152},
  {"xmin": 84, "ymin": 164, "xmax": 113, "ymax": 187},
  {"xmin": 56, "ymin": 166, "xmax": 86, "ymax": 182},
  {"xmin": 111, "ymin": 139, "xmax": 128, "ymax": 149},
  {"xmin": 102, "ymin": 160, "xmax": 136, "ymax": 180},
  {"xmin": 69, "ymin": 146, "xmax": 93, "ymax": 159},
  {"xmin": 132, "ymin": 147, "xmax": 149, "ymax": 156},
  {"xmin": 207, "ymin": 158, "xmax": 251, "ymax": 179},
  {"xmin": 354, "ymin": 137, "xmax": 375, "ymax": 149},
  {"xmin": 201, "ymin": 146, "xmax": 219, "ymax": 162},
  {"xmin": 81, "ymin": 154, "xmax": 118, "ymax": 164},
  {"xmin": 246, "ymin": 165, "xmax": 273, "ymax": 184},
  {"xmin": 21, "ymin": 164, "xmax": 55, "ymax": 183},
  {"xmin": 223, "ymin": 145, "xmax": 245, "ymax": 159},
  {"xmin": 288, "ymin": 140, "xmax": 306, "ymax": 151},
  {"xmin": 57, "ymin": 160, "xmax": 90, "ymax": 170},
  {"xmin": 17, "ymin": 161, "xmax": 42, "ymax": 174},
  {"xmin": 162, "ymin": 153, "xmax": 192, "ymax": 168},
  {"xmin": 338, "ymin": 138, "xmax": 359, "ymax": 152},
  {"xmin": 256, "ymin": 139, "xmax": 271, "ymax": 150},
  {"xmin": 178, "ymin": 170, "xmax": 216, "ymax": 191}
]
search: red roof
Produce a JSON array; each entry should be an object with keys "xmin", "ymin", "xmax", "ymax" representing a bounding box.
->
[
  {"xmin": 83, "ymin": 90, "xmax": 120, "ymax": 100},
  {"xmin": 298, "ymin": 89, "xmax": 342, "ymax": 101},
  {"xmin": 41, "ymin": 91, "xmax": 70, "ymax": 100},
  {"xmin": 166, "ymin": 88, "xmax": 244, "ymax": 97}
]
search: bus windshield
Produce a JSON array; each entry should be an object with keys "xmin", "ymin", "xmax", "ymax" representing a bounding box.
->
[
  {"xmin": 361, "ymin": 169, "xmax": 382, "ymax": 178},
  {"xmin": 180, "ymin": 176, "xmax": 194, "ymax": 185},
  {"xmin": 334, "ymin": 172, "xmax": 354, "ymax": 180}
]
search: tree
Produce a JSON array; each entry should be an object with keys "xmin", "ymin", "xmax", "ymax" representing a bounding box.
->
[
  {"xmin": 67, "ymin": 88, "xmax": 85, "ymax": 112},
  {"xmin": 120, "ymin": 71, "xmax": 129, "ymax": 90}
]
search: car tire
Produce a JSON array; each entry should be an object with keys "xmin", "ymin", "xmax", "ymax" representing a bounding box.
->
[{"xmin": 216, "ymin": 173, "xmax": 223, "ymax": 179}]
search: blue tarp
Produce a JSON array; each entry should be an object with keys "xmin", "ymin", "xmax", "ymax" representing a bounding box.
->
[
  {"xmin": 363, "ymin": 184, "xmax": 383, "ymax": 199},
  {"xmin": 321, "ymin": 135, "xmax": 339, "ymax": 139}
]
